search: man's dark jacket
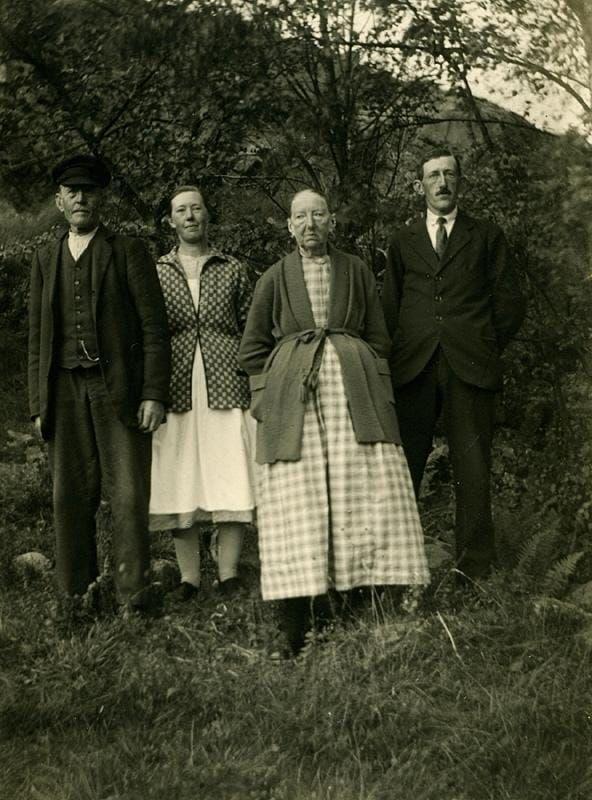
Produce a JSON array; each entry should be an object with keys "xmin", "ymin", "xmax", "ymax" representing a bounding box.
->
[
  {"xmin": 382, "ymin": 210, "xmax": 525, "ymax": 390},
  {"xmin": 28, "ymin": 225, "xmax": 171, "ymax": 438}
]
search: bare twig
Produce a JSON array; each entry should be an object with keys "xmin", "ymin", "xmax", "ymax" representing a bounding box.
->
[{"xmin": 436, "ymin": 611, "xmax": 463, "ymax": 662}]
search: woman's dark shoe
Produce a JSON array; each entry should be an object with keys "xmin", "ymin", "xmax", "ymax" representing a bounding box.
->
[
  {"xmin": 280, "ymin": 596, "xmax": 313, "ymax": 655},
  {"xmin": 168, "ymin": 581, "xmax": 200, "ymax": 602},
  {"xmin": 217, "ymin": 576, "xmax": 242, "ymax": 598}
]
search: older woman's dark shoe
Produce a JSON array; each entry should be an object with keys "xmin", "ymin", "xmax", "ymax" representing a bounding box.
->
[
  {"xmin": 217, "ymin": 576, "xmax": 242, "ymax": 598},
  {"xmin": 168, "ymin": 581, "xmax": 199, "ymax": 602}
]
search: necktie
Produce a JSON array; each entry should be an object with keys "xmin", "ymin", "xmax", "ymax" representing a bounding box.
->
[{"xmin": 435, "ymin": 217, "xmax": 448, "ymax": 259}]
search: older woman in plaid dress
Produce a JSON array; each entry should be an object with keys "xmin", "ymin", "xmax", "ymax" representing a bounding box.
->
[{"xmin": 239, "ymin": 189, "xmax": 428, "ymax": 653}]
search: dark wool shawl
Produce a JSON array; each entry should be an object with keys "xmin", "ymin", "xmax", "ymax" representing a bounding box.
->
[
  {"xmin": 238, "ymin": 247, "xmax": 401, "ymax": 465},
  {"xmin": 157, "ymin": 248, "xmax": 253, "ymax": 412}
]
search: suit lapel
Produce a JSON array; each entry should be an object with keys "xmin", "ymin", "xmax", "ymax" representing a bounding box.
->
[
  {"xmin": 438, "ymin": 211, "xmax": 473, "ymax": 271},
  {"xmin": 45, "ymin": 233, "xmax": 66, "ymax": 306},
  {"xmin": 407, "ymin": 220, "xmax": 439, "ymax": 271},
  {"xmin": 91, "ymin": 225, "xmax": 114, "ymax": 314}
]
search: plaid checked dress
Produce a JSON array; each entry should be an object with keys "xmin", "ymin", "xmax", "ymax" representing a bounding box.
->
[{"xmin": 257, "ymin": 254, "xmax": 429, "ymax": 600}]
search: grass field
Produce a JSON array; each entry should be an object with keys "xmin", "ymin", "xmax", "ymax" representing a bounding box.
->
[{"xmin": 1, "ymin": 342, "xmax": 591, "ymax": 800}]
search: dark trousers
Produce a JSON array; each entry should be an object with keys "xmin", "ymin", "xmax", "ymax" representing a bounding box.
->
[
  {"xmin": 47, "ymin": 367, "xmax": 152, "ymax": 602},
  {"xmin": 394, "ymin": 349, "xmax": 496, "ymax": 580}
]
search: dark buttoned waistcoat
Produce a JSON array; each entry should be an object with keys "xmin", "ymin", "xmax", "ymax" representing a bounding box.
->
[{"xmin": 55, "ymin": 236, "xmax": 99, "ymax": 367}]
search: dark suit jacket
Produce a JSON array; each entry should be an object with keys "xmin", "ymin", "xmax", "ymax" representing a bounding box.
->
[
  {"xmin": 28, "ymin": 225, "xmax": 171, "ymax": 439},
  {"xmin": 382, "ymin": 210, "xmax": 525, "ymax": 391}
]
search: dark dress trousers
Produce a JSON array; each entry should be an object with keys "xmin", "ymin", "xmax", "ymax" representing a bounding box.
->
[
  {"xmin": 28, "ymin": 226, "xmax": 171, "ymax": 602},
  {"xmin": 382, "ymin": 211, "xmax": 525, "ymax": 579}
]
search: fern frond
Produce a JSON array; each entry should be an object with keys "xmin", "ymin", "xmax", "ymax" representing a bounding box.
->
[
  {"xmin": 516, "ymin": 526, "xmax": 562, "ymax": 577},
  {"xmin": 541, "ymin": 551, "xmax": 584, "ymax": 597}
]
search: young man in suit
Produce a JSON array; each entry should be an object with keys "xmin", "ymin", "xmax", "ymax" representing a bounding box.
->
[
  {"xmin": 382, "ymin": 148, "xmax": 525, "ymax": 582},
  {"xmin": 28, "ymin": 154, "xmax": 171, "ymax": 609}
]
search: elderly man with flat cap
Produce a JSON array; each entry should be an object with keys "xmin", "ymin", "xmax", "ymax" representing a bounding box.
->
[{"xmin": 28, "ymin": 153, "xmax": 171, "ymax": 611}]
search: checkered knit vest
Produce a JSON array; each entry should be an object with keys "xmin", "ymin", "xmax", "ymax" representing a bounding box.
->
[{"xmin": 156, "ymin": 248, "xmax": 252, "ymax": 412}]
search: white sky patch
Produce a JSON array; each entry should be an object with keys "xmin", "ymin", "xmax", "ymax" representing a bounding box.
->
[{"xmin": 352, "ymin": 1, "xmax": 588, "ymax": 135}]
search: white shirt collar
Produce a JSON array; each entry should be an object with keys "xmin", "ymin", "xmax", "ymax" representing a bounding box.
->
[
  {"xmin": 67, "ymin": 227, "xmax": 99, "ymax": 261},
  {"xmin": 426, "ymin": 207, "xmax": 458, "ymax": 227}
]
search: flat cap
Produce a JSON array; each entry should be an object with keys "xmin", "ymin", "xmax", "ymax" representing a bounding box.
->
[{"xmin": 51, "ymin": 154, "xmax": 111, "ymax": 188}]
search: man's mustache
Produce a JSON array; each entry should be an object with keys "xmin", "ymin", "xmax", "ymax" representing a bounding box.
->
[{"xmin": 436, "ymin": 189, "xmax": 451, "ymax": 196}]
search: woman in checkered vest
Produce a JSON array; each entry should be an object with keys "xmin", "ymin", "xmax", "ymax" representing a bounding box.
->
[
  {"xmin": 239, "ymin": 189, "xmax": 429, "ymax": 655},
  {"xmin": 149, "ymin": 186, "xmax": 256, "ymax": 601}
]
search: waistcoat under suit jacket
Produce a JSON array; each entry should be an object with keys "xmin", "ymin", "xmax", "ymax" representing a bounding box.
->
[
  {"xmin": 28, "ymin": 226, "xmax": 171, "ymax": 439},
  {"xmin": 156, "ymin": 248, "xmax": 253, "ymax": 412},
  {"xmin": 238, "ymin": 247, "xmax": 401, "ymax": 465},
  {"xmin": 382, "ymin": 211, "xmax": 526, "ymax": 391},
  {"xmin": 55, "ymin": 237, "xmax": 99, "ymax": 367}
]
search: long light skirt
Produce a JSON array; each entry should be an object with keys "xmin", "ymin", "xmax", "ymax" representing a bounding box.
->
[
  {"xmin": 149, "ymin": 343, "xmax": 256, "ymax": 532},
  {"xmin": 257, "ymin": 343, "xmax": 429, "ymax": 600}
]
